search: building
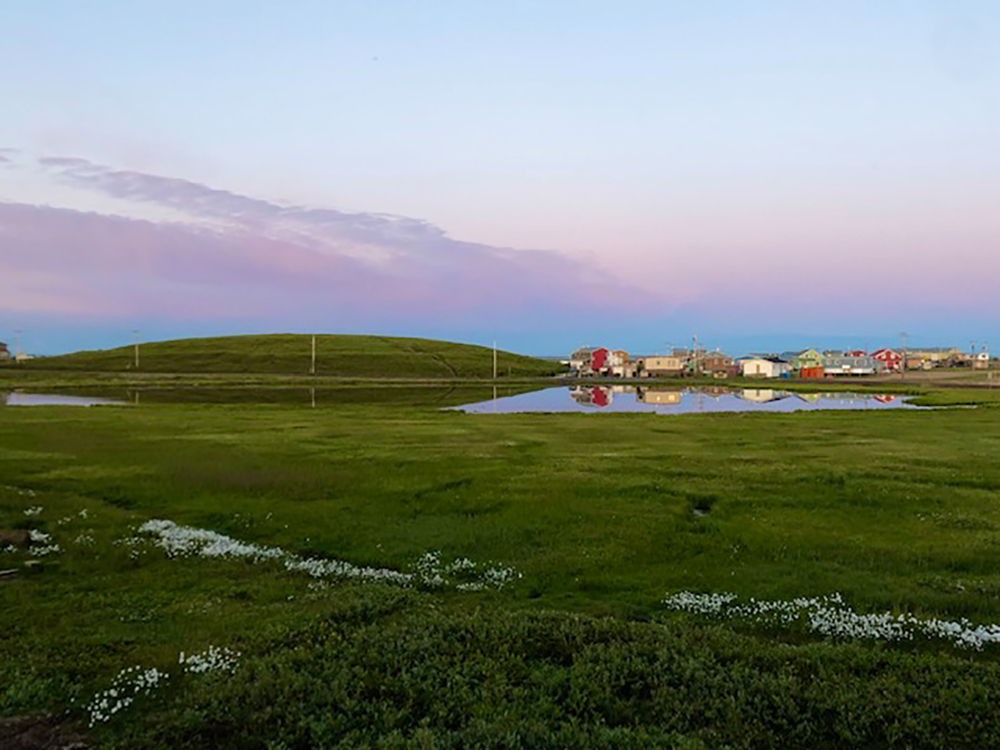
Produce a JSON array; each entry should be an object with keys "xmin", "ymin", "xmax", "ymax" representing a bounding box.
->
[
  {"xmin": 641, "ymin": 355, "xmax": 684, "ymax": 376},
  {"xmin": 822, "ymin": 351, "xmax": 881, "ymax": 376},
  {"xmin": 569, "ymin": 347, "xmax": 596, "ymax": 372},
  {"xmin": 738, "ymin": 356, "xmax": 791, "ymax": 379},
  {"xmin": 569, "ymin": 346, "xmax": 610, "ymax": 377},
  {"xmin": 906, "ymin": 347, "xmax": 962, "ymax": 368},
  {"xmin": 780, "ymin": 349, "xmax": 823, "ymax": 371},
  {"xmin": 698, "ymin": 351, "xmax": 735, "ymax": 377},
  {"xmin": 872, "ymin": 349, "xmax": 902, "ymax": 372},
  {"xmin": 0, "ymin": 342, "xmax": 9, "ymax": 361},
  {"xmin": 608, "ymin": 350, "xmax": 629, "ymax": 368}
]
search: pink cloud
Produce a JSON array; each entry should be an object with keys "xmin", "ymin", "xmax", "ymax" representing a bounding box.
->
[{"xmin": 0, "ymin": 186, "xmax": 653, "ymax": 328}]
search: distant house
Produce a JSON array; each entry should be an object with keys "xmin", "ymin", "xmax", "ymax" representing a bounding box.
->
[
  {"xmin": 974, "ymin": 351, "xmax": 991, "ymax": 370},
  {"xmin": 779, "ymin": 349, "xmax": 824, "ymax": 379},
  {"xmin": 641, "ymin": 355, "xmax": 684, "ymax": 376},
  {"xmin": 780, "ymin": 349, "xmax": 823, "ymax": 371},
  {"xmin": 822, "ymin": 351, "xmax": 881, "ymax": 376},
  {"xmin": 738, "ymin": 356, "xmax": 791, "ymax": 379},
  {"xmin": 906, "ymin": 347, "xmax": 961, "ymax": 368},
  {"xmin": 569, "ymin": 346, "xmax": 610, "ymax": 377},
  {"xmin": 570, "ymin": 346, "xmax": 596, "ymax": 373},
  {"xmin": 698, "ymin": 350, "xmax": 735, "ymax": 377},
  {"xmin": 0, "ymin": 342, "xmax": 9, "ymax": 361},
  {"xmin": 608, "ymin": 350, "xmax": 629, "ymax": 368},
  {"xmin": 607, "ymin": 349, "xmax": 638, "ymax": 378},
  {"xmin": 872, "ymin": 348, "xmax": 902, "ymax": 372}
]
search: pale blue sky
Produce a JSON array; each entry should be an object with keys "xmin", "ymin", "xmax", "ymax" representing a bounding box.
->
[{"xmin": 2, "ymin": 1, "xmax": 998, "ymax": 354}]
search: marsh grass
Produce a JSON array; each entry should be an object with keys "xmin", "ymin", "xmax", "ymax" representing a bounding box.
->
[{"xmin": 3, "ymin": 395, "xmax": 1000, "ymax": 745}]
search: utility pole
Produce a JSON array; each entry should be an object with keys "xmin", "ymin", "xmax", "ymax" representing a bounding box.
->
[
  {"xmin": 14, "ymin": 330, "xmax": 21, "ymax": 363},
  {"xmin": 132, "ymin": 330, "xmax": 140, "ymax": 369},
  {"xmin": 310, "ymin": 334, "xmax": 317, "ymax": 375},
  {"xmin": 493, "ymin": 341, "xmax": 498, "ymax": 380},
  {"xmin": 900, "ymin": 331, "xmax": 908, "ymax": 376}
]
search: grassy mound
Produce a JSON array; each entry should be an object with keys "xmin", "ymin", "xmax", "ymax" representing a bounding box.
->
[{"xmin": 19, "ymin": 334, "xmax": 563, "ymax": 378}]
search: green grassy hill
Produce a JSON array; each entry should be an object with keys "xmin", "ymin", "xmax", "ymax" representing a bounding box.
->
[{"xmin": 20, "ymin": 334, "xmax": 565, "ymax": 379}]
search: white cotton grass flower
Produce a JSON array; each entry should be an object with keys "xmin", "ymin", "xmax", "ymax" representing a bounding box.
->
[
  {"xmin": 23, "ymin": 505, "xmax": 43, "ymax": 516},
  {"xmin": 662, "ymin": 590, "xmax": 1000, "ymax": 650},
  {"xmin": 136, "ymin": 519, "xmax": 523, "ymax": 592},
  {"xmin": 26, "ymin": 528, "xmax": 61, "ymax": 556},
  {"xmin": 86, "ymin": 666, "xmax": 169, "ymax": 726},
  {"xmin": 179, "ymin": 646, "xmax": 240, "ymax": 674}
]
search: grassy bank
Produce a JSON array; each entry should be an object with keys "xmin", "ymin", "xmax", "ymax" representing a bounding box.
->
[
  {"xmin": 12, "ymin": 333, "xmax": 563, "ymax": 379},
  {"xmin": 3, "ymin": 394, "xmax": 1000, "ymax": 746}
]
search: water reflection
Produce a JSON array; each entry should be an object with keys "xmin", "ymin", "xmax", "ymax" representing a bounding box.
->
[
  {"xmin": 0, "ymin": 385, "xmax": 535, "ymax": 409},
  {"xmin": 0, "ymin": 391, "xmax": 125, "ymax": 407},
  {"xmin": 455, "ymin": 386, "xmax": 917, "ymax": 414}
]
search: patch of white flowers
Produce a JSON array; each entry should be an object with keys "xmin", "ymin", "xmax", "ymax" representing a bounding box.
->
[
  {"xmin": 27, "ymin": 528, "xmax": 61, "ymax": 556},
  {"xmin": 23, "ymin": 505, "xmax": 43, "ymax": 517},
  {"xmin": 87, "ymin": 646, "xmax": 241, "ymax": 726},
  {"xmin": 179, "ymin": 646, "xmax": 241, "ymax": 674},
  {"xmin": 414, "ymin": 550, "xmax": 523, "ymax": 591},
  {"xmin": 662, "ymin": 591, "xmax": 1000, "ymax": 650},
  {"xmin": 87, "ymin": 666, "xmax": 169, "ymax": 726},
  {"xmin": 136, "ymin": 519, "xmax": 522, "ymax": 591}
]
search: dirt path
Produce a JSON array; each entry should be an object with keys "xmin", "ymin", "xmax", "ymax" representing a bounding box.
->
[{"xmin": 0, "ymin": 715, "xmax": 90, "ymax": 750}]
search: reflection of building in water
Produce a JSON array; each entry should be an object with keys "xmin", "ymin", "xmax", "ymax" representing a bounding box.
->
[
  {"xmin": 635, "ymin": 388, "xmax": 682, "ymax": 405},
  {"xmin": 570, "ymin": 386, "xmax": 612, "ymax": 407},
  {"xmin": 699, "ymin": 386, "xmax": 730, "ymax": 399},
  {"xmin": 737, "ymin": 389, "xmax": 791, "ymax": 403},
  {"xmin": 795, "ymin": 393, "xmax": 822, "ymax": 403}
]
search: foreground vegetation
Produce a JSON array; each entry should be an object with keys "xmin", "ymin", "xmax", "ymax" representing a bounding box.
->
[
  {"xmin": 13, "ymin": 333, "xmax": 563, "ymax": 379},
  {"xmin": 3, "ymin": 390, "xmax": 1000, "ymax": 747}
]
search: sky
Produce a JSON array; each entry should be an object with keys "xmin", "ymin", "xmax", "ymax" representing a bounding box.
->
[{"xmin": 2, "ymin": 0, "xmax": 999, "ymax": 356}]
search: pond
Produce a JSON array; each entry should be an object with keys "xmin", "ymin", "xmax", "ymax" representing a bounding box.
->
[
  {"xmin": 453, "ymin": 386, "xmax": 920, "ymax": 414},
  {"xmin": 1, "ymin": 392, "xmax": 126, "ymax": 407}
]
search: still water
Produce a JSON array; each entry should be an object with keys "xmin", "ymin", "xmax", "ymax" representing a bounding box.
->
[
  {"xmin": 454, "ymin": 386, "xmax": 919, "ymax": 414},
  {"xmin": 1, "ymin": 392, "xmax": 125, "ymax": 407}
]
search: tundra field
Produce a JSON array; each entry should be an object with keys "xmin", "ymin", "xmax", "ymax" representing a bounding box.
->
[
  {"xmin": 4, "ymin": 338, "xmax": 1000, "ymax": 748},
  {"xmin": 3, "ymin": 391, "xmax": 1000, "ymax": 747}
]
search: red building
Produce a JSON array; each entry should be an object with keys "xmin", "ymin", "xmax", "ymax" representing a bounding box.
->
[
  {"xmin": 872, "ymin": 349, "xmax": 902, "ymax": 372},
  {"xmin": 590, "ymin": 348, "xmax": 609, "ymax": 373}
]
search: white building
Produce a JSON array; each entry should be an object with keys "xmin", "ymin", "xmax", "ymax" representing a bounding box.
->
[{"xmin": 738, "ymin": 357, "xmax": 791, "ymax": 379}]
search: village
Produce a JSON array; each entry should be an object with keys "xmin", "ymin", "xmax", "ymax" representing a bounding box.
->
[{"xmin": 568, "ymin": 344, "xmax": 995, "ymax": 379}]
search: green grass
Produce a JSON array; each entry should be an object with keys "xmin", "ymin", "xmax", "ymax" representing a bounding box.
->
[
  {"xmin": 3, "ymin": 394, "xmax": 1000, "ymax": 746},
  {"xmin": 12, "ymin": 333, "xmax": 564, "ymax": 378}
]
